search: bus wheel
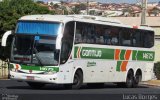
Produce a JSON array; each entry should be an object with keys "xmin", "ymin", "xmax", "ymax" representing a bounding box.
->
[
  {"xmin": 126, "ymin": 71, "xmax": 134, "ymax": 88},
  {"xmin": 72, "ymin": 70, "xmax": 83, "ymax": 89},
  {"xmin": 64, "ymin": 70, "xmax": 83, "ymax": 89},
  {"xmin": 133, "ymin": 71, "xmax": 142, "ymax": 88},
  {"xmin": 27, "ymin": 82, "xmax": 45, "ymax": 89}
]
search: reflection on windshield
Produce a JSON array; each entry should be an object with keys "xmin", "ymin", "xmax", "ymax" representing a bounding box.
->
[
  {"xmin": 11, "ymin": 35, "xmax": 59, "ymax": 66},
  {"xmin": 14, "ymin": 35, "xmax": 33, "ymax": 55}
]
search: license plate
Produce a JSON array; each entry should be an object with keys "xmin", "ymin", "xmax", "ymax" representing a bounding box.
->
[{"xmin": 27, "ymin": 76, "xmax": 34, "ymax": 80}]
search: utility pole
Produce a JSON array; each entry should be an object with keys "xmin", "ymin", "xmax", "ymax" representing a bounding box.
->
[
  {"xmin": 141, "ymin": 0, "xmax": 147, "ymax": 25},
  {"xmin": 86, "ymin": 0, "xmax": 89, "ymax": 15}
]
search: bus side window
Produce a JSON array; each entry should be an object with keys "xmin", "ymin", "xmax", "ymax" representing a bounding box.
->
[
  {"xmin": 75, "ymin": 29, "xmax": 82, "ymax": 44},
  {"xmin": 143, "ymin": 32, "xmax": 154, "ymax": 48},
  {"xmin": 104, "ymin": 29, "xmax": 112, "ymax": 45},
  {"xmin": 110, "ymin": 28, "xmax": 119, "ymax": 45},
  {"xmin": 131, "ymin": 31, "xmax": 141, "ymax": 47},
  {"xmin": 120, "ymin": 29, "xmax": 132, "ymax": 46}
]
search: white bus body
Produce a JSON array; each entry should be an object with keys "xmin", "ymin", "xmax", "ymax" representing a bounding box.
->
[{"xmin": 4, "ymin": 15, "xmax": 154, "ymax": 89}]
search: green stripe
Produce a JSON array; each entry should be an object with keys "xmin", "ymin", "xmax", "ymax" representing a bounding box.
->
[
  {"xmin": 136, "ymin": 51, "xmax": 155, "ymax": 61},
  {"xmin": 120, "ymin": 50, "xmax": 126, "ymax": 60},
  {"xmin": 74, "ymin": 46, "xmax": 155, "ymax": 62},
  {"xmin": 132, "ymin": 50, "xmax": 155, "ymax": 61},
  {"xmin": 116, "ymin": 61, "xmax": 122, "ymax": 71},
  {"xmin": 10, "ymin": 64, "xmax": 59, "ymax": 72},
  {"xmin": 132, "ymin": 50, "xmax": 138, "ymax": 60},
  {"xmin": 21, "ymin": 65, "xmax": 59, "ymax": 72},
  {"xmin": 74, "ymin": 47, "xmax": 114, "ymax": 59},
  {"xmin": 74, "ymin": 46, "xmax": 79, "ymax": 58}
]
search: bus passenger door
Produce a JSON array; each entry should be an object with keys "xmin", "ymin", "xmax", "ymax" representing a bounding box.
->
[{"xmin": 59, "ymin": 22, "xmax": 75, "ymax": 83}]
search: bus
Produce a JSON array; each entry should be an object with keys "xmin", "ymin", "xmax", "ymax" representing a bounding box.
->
[{"xmin": 2, "ymin": 15, "xmax": 155, "ymax": 89}]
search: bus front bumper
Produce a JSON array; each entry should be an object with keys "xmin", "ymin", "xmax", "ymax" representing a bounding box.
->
[{"xmin": 10, "ymin": 71, "xmax": 58, "ymax": 84}]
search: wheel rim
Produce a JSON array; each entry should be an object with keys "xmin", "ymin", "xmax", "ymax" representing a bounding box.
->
[
  {"xmin": 73, "ymin": 74, "xmax": 80, "ymax": 85},
  {"xmin": 135, "ymin": 74, "xmax": 141, "ymax": 84},
  {"xmin": 127, "ymin": 73, "xmax": 133, "ymax": 87}
]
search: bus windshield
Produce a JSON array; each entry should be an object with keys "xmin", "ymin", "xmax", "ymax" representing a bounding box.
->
[
  {"xmin": 16, "ymin": 21, "xmax": 61, "ymax": 36},
  {"xmin": 10, "ymin": 21, "xmax": 61, "ymax": 66}
]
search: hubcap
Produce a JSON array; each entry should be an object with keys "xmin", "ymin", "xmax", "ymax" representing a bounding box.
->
[{"xmin": 73, "ymin": 74, "xmax": 79, "ymax": 85}]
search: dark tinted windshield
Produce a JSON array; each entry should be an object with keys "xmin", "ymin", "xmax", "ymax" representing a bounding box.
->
[{"xmin": 11, "ymin": 35, "xmax": 59, "ymax": 66}]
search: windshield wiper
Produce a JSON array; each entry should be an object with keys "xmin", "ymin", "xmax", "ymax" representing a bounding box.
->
[
  {"xmin": 32, "ymin": 35, "xmax": 44, "ymax": 66},
  {"xmin": 33, "ymin": 47, "xmax": 44, "ymax": 66}
]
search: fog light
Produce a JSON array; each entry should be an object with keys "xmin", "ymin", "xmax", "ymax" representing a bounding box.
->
[
  {"xmin": 53, "ymin": 78, "xmax": 57, "ymax": 80},
  {"xmin": 11, "ymin": 75, "xmax": 14, "ymax": 78}
]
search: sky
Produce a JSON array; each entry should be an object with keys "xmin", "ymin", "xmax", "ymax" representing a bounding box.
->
[{"xmin": 42, "ymin": 0, "xmax": 160, "ymax": 4}]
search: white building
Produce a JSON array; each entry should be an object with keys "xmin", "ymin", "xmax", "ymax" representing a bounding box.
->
[
  {"xmin": 47, "ymin": 1, "xmax": 61, "ymax": 6},
  {"xmin": 103, "ymin": 10, "xmax": 123, "ymax": 17}
]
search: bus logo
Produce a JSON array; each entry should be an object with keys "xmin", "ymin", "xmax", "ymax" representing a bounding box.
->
[{"xmin": 76, "ymin": 47, "xmax": 102, "ymax": 58}]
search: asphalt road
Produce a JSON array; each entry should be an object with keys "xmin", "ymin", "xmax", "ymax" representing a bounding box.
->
[{"xmin": 0, "ymin": 80, "xmax": 160, "ymax": 100}]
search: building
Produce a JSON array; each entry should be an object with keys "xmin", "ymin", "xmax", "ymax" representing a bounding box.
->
[
  {"xmin": 47, "ymin": 1, "xmax": 61, "ymax": 6},
  {"xmin": 113, "ymin": 17, "xmax": 160, "ymax": 62}
]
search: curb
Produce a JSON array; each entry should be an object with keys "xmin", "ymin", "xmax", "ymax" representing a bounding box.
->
[
  {"xmin": 0, "ymin": 78, "xmax": 10, "ymax": 80},
  {"xmin": 141, "ymin": 82, "xmax": 160, "ymax": 87}
]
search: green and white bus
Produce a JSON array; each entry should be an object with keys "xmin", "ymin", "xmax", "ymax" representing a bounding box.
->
[{"xmin": 2, "ymin": 15, "xmax": 155, "ymax": 89}]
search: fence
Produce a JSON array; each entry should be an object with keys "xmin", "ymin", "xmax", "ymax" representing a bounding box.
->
[{"xmin": 0, "ymin": 60, "xmax": 8, "ymax": 79}]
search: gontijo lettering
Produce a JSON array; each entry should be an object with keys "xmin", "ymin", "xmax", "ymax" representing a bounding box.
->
[{"xmin": 82, "ymin": 49, "xmax": 102, "ymax": 57}]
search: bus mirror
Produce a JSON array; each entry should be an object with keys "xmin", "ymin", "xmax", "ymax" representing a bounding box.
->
[
  {"xmin": 56, "ymin": 23, "xmax": 63, "ymax": 49},
  {"xmin": 1, "ymin": 30, "xmax": 12, "ymax": 47}
]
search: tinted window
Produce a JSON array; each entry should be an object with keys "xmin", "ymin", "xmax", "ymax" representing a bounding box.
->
[
  {"xmin": 60, "ymin": 22, "xmax": 74, "ymax": 64},
  {"xmin": 74, "ymin": 22, "xmax": 154, "ymax": 48}
]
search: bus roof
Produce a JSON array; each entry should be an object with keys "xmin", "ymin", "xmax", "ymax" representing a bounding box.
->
[{"xmin": 19, "ymin": 15, "xmax": 154, "ymax": 31}]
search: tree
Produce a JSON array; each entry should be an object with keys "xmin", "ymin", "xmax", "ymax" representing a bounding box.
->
[
  {"xmin": 154, "ymin": 62, "xmax": 160, "ymax": 79},
  {"xmin": 53, "ymin": 4, "xmax": 60, "ymax": 9},
  {"xmin": 152, "ymin": 7, "xmax": 160, "ymax": 16},
  {"xmin": 122, "ymin": 8, "xmax": 132, "ymax": 16},
  {"xmin": 72, "ymin": 5, "xmax": 81, "ymax": 14},
  {"xmin": 0, "ymin": 0, "xmax": 55, "ymax": 34}
]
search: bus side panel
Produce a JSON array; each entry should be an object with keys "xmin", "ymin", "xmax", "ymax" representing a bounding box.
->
[
  {"xmin": 57, "ymin": 61, "xmax": 74, "ymax": 84},
  {"xmin": 141, "ymin": 62, "xmax": 154, "ymax": 81},
  {"xmin": 73, "ymin": 59, "xmax": 97, "ymax": 83}
]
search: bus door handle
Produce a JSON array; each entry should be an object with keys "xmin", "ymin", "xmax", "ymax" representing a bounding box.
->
[
  {"xmin": 91, "ymin": 71, "xmax": 94, "ymax": 72},
  {"xmin": 109, "ymin": 71, "xmax": 112, "ymax": 72},
  {"xmin": 100, "ymin": 71, "xmax": 103, "ymax": 72}
]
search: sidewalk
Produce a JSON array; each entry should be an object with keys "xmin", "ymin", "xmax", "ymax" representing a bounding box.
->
[{"xmin": 141, "ymin": 80, "xmax": 160, "ymax": 87}]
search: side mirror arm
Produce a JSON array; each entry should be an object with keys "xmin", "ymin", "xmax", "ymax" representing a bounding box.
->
[{"xmin": 1, "ymin": 31, "xmax": 12, "ymax": 47}]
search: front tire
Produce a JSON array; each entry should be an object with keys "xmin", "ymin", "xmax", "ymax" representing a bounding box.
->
[
  {"xmin": 27, "ymin": 82, "xmax": 45, "ymax": 89},
  {"xmin": 64, "ymin": 70, "xmax": 83, "ymax": 89}
]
